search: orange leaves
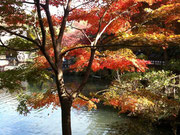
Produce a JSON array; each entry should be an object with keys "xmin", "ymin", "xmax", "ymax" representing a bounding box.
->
[
  {"xmin": 28, "ymin": 91, "xmax": 99, "ymax": 111},
  {"xmin": 67, "ymin": 0, "xmax": 141, "ymax": 35},
  {"xmin": 91, "ymin": 98, "xmax": 100, "ymax": 103},
  {"xmin": 35, "ymin": 45, "xmax": 150, "ymax": 73},
  {"xmin": 109, "ymin": 0, "xmax": 135, "ymax": 11},
  {"xmin": 165, "ymin": 14, "xmax": 180, "ymax": 24},
  {"xmin": 35, "ymin": 55, "xmax": 50, "ymax": 69},
  {"xmin": 119, "ymin": 96, "xmax": 138, "ymax": 113},
  {"xmin": 91, "ymin": 61, "xmax": 101, "ymax": 72},
  {"xmin": 109, "ymin": 98, "xmax": 121, "ymax": 107},
  {"xmin": 72, "ymin": 98, "xmax": 88, "ymax": 109},
  {"xmin": 27, "ymin": 92, "xmax": 60, "ymax": 109},
  {"xmin": 103, "ymin": 91, "xmax": 156, "ymax": 114},
  {"xmin": 67, "ymin": 48, "xmax": 150, "ymax": 72},
  {"xmin": 72, "ymin": 98, "xmax": 99, "ymax": 111},
  {"xmin": 103, "ymin": 94, "xmax": 138, "ymax": 113},
  {"xmin": 35, "ymin": 47, "xmax": 54, "ymax": 69}
]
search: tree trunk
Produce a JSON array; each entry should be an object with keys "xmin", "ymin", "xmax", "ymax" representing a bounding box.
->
[
  {"xmin": 54, "ymin": 68, "xmax": 73, "ymax": 135},
  {"xmin": 60, "ymin": 96, "xmax": 72, "ymax": 135}
]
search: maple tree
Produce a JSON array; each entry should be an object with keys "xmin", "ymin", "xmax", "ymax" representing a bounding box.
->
[
  {"xmin": 0, "ymin": 0, "xmax": 175, "ymax": 135},
  {"xmin": 103, "ymin": 0, "xmax": 180, "ymax": 58}
]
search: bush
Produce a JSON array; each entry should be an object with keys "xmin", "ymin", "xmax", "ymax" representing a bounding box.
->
[{"xmin": 99, "ymin": 70, "xmax": 180, "ymax": 122}]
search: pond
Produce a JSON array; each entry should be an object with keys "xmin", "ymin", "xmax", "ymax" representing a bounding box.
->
[{"xmin": 0, "ymin": 75, "xmax": 173, "ymax": 135}]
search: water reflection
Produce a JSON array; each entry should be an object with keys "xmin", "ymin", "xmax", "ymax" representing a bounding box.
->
[
  {"xmin": 26, "ymin": 75, "xmax": 110, "ymax": 95},
  {"xmin": 0, "ymin": 76, "xmax": 173, "ymax": 135},
  {"xmin": 0, "ymin": 91, "xmax": 173, "ymax": 135},
  {"xmin": 0, "ymin": 91, "xmax": 120, "ymax": 135}
]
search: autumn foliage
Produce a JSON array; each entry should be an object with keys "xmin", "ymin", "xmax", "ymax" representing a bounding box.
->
[
  {"xmin": 1, "ymin": 1, "xmax": 180, "ymax": 133},
  {"xmin": 66, "ymin": 48, "xmax": 150, "ymax": 72},
  {"xmin": 27, "ymin": 91, "xmax": 99, "ymax": 111}
]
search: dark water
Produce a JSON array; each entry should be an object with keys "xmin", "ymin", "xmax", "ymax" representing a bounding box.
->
[{"xmin": 0, "ymin": 76, "xmax": 173, "ymax": 135}]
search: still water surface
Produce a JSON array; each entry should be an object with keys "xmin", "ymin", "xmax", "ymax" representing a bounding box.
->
[{"xmin": 0, "ymin": 76, "xmax": 172, "ymax": 135}]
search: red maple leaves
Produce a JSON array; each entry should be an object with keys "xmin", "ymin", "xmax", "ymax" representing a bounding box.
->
[{"xmin": 66, "ymin": 48, "xmax": 150, "ymax": 72}]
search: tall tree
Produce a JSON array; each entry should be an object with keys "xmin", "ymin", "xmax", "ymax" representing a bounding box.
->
[{"xmin": 0, "ymin": 0, "xmax": 167, "ymax": 134}]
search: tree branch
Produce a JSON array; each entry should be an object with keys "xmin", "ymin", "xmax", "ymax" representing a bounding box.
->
[
  {"xmin": 69, "ymin": 1, "xmax": 93, "ymax": 12},
  {"xmin": 61, "ymin": 43, "xmax": 161, "ymax": 57},
  {"xmin": 55, "ymin": 0, "xmax": 72, "ymax": 75},
  {"xmin": 35, "ymin": 0, "xmax": 46, "ymax": 47},
  {"xmin": 96, "ymin": 6, "xmax": 109, "ymax": 36},
  {"xmin": 94, "ymin": 3, "xmax": 138, "ymax": 46},
  {"xmin": 71, "ymin": 25, "xmax": 92, "ymax": 43},
  {"xmin": 72, "ymin": 48, "xmax": 96, "ymax": 98},
  {"xmin": 57, "ymin": 0, "xmax": 72, "ymax": 46},
  {"xmin": 34, "ymin": 0, "xmax": 57, "ymax": 72},
  {"xmin": 41, "ymin": 0, "xmax": 58, "ymax": 65},
  {"xmin": 22, "ymin": 1, "xmax": 36, "ymax": 5},
  {"xmin": 0, "ymin": 39, "xmax": 39, "ymax": 51},
  {"xmin": 40, "ymin": 47, "xmax": 57, "ymax": 72},
  {"xmin": 0, "ymin": 26, "xmax": 39, "ymax": 46}
]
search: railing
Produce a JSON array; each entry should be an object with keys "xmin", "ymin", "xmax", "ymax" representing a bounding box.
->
[{"xmin": 149, "ymin": 60, "xmax": 165, "ymax": 66}]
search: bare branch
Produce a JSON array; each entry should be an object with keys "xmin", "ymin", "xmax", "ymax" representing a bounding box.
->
[
  {"xmin": 77, "ymin": 95, "xmax": 89, "ymax": 101},
  {"xmin": 69, "ymin": 1, "xmax": 93, "ymax": 12},
  {"xmin": 22, "ymin": 1, "xmax": 36, "ymax": 5},
  {"xmin": 96, "ymin": 7, "xmax": 109, "ymax": 36},
  {"xmin": 54, "ymin": 0, "xmax": 73, "ymax": 72},
  {"xmin": 94, "ymin": 3, "xmax": 138, "ymax": 45},
  {"xmin": 71, "ymin": 26, "xmax": 92, "ymax": 43}
]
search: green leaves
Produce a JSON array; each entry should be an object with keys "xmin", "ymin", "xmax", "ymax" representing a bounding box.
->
[
  {"xmin": 0, "ymin": 64, "xmax": 53, "ymax": 93},
  {"xmin": 16, "ymin": 91, "xmax": 30, "ymax": 115},
  {"xmin": 0, "ymin": 67, "xmax": 26, "ymax": 93},
  {"xmin": 5, "ymin": 37, "xmax": 36, "ymax": 50}
]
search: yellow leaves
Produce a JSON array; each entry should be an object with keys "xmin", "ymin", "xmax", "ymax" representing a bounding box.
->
[
  {"xmin": 136, "ymin": 97, "xmax": 154, "ymax": 106},
  {"xmin": 165, "ymin": 14, "xmax": 180, "ymax": 24},
  {"xmin": 118, "ymin": 48, "xmax": 136, "ymax": 58},
  {"xmin": 87, "ymin": 100, "xmax": 97, "ymax": 111},
  {"xmin": 103, "ymin": 92, "xmax": 156, "ymax": 114},
  {"xmin": 103, "ymin": 48, "xmax": 136, "ymax": 58},
  {"xmin": 149, "ymin": 3, "xmax": 180, "ymax": 20},
  {"xmin": 72, "ymin": 95, "xmax": 99, "ymax": 111},
  {"xmin": 144, "ymin": 8, "xmax": 153, "ymax": 13},
  {"xmin": 110, "ymin": 33, "xmax": 180, "ymax": 46}
]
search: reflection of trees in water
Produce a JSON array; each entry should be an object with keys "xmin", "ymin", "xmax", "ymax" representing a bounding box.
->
[
  {"xmin": 27, "ymin": 75, "xmax": 110, "ymax": 95},
  {"xmin": 18, "ymin": 76, "xmax": 174, "ymax": 135},
  {"xmin": 27, "ymin": 80, "xmax": 54, "ymax": 92},
  {"xmin": 64, "ymin": 75, "xmax": 110, "ymax": 96}
]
